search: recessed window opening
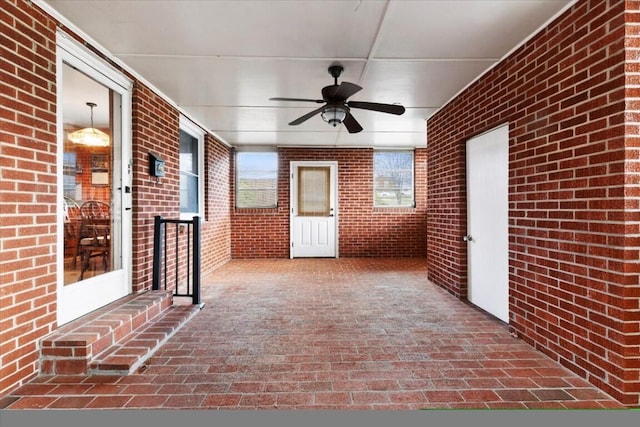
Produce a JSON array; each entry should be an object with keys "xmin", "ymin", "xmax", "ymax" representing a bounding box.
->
[
  {"xmin": 179, "ymin": 117, "xmax": 204, "ymax": 219},
  {"xmin": 236, "ymin": 151, "xmax": 278, "ymax": 208},
  {"xmin": 373, "ymin": 150, "xmax": 415, "ymax": 207}
]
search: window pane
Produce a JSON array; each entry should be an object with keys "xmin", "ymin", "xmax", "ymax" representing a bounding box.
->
[
  {"xmin": 180, "ymin": 130, "xmax": 198, "ymax": 175},
  {"xmin": 62, "ymin": 152, "xmax": 77, "ymax": 199},
  {"xmin": 180, "ymin": 174, "xmax": 198, "ymax": 213},
  {"xmin": 374, "ymin": 151, "xmax": 414, "ymax": 207},
  {"xmin": 179, "ymin": 128, "xmax": 200, "ymax": 215},
  {"xmin": 236, "ymin": 152, "xmax": 278, "ymax": 208}
]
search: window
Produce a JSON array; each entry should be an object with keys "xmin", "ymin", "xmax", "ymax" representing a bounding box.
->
[
  {"xmin": 179, "ymin": 117, "xmax": 204, "ymax": 219},
  {"xmin": 373, "ymin": 150, "xmax": 415, "ymax": 207},
  {"xmin": 236, "ymin": 151, "xmax": 278, "ymax": 208},
  {"xmin": 62, "ymin": 152, "xmax": 77, "ymax": 200}
]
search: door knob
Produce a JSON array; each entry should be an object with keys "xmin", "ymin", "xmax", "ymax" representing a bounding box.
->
[{"xmin": 462, "ymin": 235, "xmax": 473, "ymax": 242}]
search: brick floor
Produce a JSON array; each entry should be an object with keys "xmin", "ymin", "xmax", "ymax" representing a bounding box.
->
[{"xmin": 0, "ymin": 258, "xmax": 626, "ymax": 410}]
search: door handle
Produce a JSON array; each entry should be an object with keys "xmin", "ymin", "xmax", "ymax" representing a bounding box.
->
[{"xmin": 462, "ymin": 235, "xmax": 473, "ymax": 242}]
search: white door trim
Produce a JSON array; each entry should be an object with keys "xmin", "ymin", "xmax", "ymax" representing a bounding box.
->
[
  {"xmin": 290, "ymin": 161, "xmax": 338, "ymax": 258},
  {"xmin": 56, "ymin": 32, "xmax": 133, "ymax": 325}
]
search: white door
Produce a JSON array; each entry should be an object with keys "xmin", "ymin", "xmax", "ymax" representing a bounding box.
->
[
  {"xmin": 465, "ymin": 123, "xmax": 509, "ymax": 322},
  {"xmin": 290, "ymin": 161, "xmax": 337, "ymax": 258},
  {"xmin": 57, "ymin": 34, "xmax": 133, "ymax": 325}
]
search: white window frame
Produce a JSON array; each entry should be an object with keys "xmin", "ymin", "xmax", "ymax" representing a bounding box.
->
[
  {"xmin": 235, "ymin": 149, "xmax": 278, "ymax": 209},
  {"xmin": 179, "ymin": 116, "xmax": 205, "ymax": 220},
  {"xmin": 373, "ymin": 149, "xmax": 415, "ymax": 208}
]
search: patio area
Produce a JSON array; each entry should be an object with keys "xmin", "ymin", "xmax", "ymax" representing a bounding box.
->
[{"xmin": 0, "ymin": 258, "xmax": 625, "ymax": 410}]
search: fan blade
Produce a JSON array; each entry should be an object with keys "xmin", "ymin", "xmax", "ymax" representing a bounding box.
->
[
  {"xmin": 321, "ymin": 85, "xmax": 339, "ymax": 100},
  {"xmin": 289, "ymin": 106, "xmax": 325, "ymax": 126},
  {"xmin": 333, "ymin": 82, "xmax": 362, "ymax": 100},
  {"xmin": 270, "ymin": 97, "xmax": 324, "ymax": 103},
  {"xmin": 342, "ymin": 112, "xmax": 363, "ymax": 134},
  {"xmin": 347, "ymin": 101, "xmax": 405, "ymax": 115}
]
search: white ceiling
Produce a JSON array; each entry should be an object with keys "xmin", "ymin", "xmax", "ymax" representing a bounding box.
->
[{"xmin": 42, "ymin": 0, "xmax": 575, "ymax": 148}]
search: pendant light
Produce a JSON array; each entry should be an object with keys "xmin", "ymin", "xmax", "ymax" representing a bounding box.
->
[{"xmin": 68, "ymin": 102, "xmax": 110, "ymax": 147}]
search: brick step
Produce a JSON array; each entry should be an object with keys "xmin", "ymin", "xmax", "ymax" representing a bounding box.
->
[
  {"xmin": 40, "ymin": 290, "xmax": 201, "ymax": 376},
  {"xmin": 88, "ymin": 303, "xmax": 200, "ymax": 375}
]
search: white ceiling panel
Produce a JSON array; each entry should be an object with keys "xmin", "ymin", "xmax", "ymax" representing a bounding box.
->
[
  {"xmin": 376, "ymin": 0, "xmax": 572, "ymax": 59},
  {"xmin": 356, "ymin": 60, "xmax": 497, "ymax": 107},
  {"xmin": 42, "ymin": 0, "xmax": 576, "ymax": 148},
  {"xmin": 186, "ymin": 105, "xmax": 431, "ymax": 136},
  {"xmin": 217, "ymin": 131, "xmax": 341, "ymax": 147},
  {"xmin": 117, "ymin": 56, "xmax": 367, "ymax": 107},
  {"xmin": 335, "ymin": 131, "xmax": 426, "ymax": 148},
  {"xmin": 186, "ymin": 106, "xmax": 334, "ymax": 133},
  {"xmin": 346, "ymin": 108, "xmax": 434, "ymax": 133},
  {"xmin": 45, "ymin": 0, "xmax": 387, "ymax": 58}
]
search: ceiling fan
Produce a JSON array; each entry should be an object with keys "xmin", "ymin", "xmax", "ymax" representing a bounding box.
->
[{"xmin": 269, "ymin": 65, "xmax": 405, "ymax": 133}]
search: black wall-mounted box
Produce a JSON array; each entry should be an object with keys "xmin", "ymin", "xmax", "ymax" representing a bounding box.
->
[{"xmin": 149, "ymin": 153, "xmax": 165, "ymax": 177}]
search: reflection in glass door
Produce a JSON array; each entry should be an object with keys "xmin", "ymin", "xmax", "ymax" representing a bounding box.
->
[{"xmin": 62, "ymin": 64, "xmax": 119, "ymax": 285}]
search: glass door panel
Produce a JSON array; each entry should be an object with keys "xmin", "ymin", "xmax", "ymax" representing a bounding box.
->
[{"xmin": 62, "ymin": 64, "xmax": 120, "ymax": 285}]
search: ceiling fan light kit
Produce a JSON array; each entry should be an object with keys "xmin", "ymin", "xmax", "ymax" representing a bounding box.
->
[
  {"xmin": 321, "ymin": 105, "xmax": 347, "ymax": 127},
  {"xmin": 270, "ymin": 65, "xmax": 405, "ymax": 133}
]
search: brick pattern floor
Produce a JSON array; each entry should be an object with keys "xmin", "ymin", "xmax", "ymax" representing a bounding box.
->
[{"xmin": 0, "ymin": 259, "xmax": 625, "ymax": 410}]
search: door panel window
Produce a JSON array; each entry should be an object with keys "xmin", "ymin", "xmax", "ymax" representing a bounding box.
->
[{"xmin": 297, "ymin": 167, "xmax": 330, "ymax": 216}]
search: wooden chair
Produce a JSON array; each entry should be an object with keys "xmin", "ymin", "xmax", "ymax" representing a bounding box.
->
[{"xmin": 78, "ymin": 201, "xmax": 111, "ymax": 280}]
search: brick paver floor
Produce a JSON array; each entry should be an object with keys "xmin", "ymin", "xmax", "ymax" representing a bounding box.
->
[{"xmin": 0, "ymin": 259, "xmax": 626, "ymax": 410}]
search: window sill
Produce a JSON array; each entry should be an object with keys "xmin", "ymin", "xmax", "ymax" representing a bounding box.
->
[
  {"xmin": 373, "ymin": 206, "xmax": 417, "ymax": 214},
  {"xmin": 180, "ymin": 213, "xmax": 203, "ymax": 221},
  {"xmin": 234, "ymin": 207, "xmax": 280, "ymax": 214}
]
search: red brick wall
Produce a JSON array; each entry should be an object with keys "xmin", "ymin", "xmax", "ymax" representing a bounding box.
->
[
  {"xmin": 0, "ymin": 0, "xmax": 58, "ymax": 396},
  {"xmin": 0, "ymin": 0, "xmax": 232, "ymax": 396},
  {"xmin": 427, "ymin": 0, "xmax": 639, "ymax": 405},
  {"xmin": 131, "ymin": 84, "xmax": 180, "ymax": 292},
  {"xmin": 231, "ymin": 147, "xmax": 427, "ymax": 258},
  {"xmin": 202, "ymin": 134, "xmax": 232, "ymax": 272},
  {"xmin": 131, "ymin": 92, "xmax": 231, "ymax": 291}
]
